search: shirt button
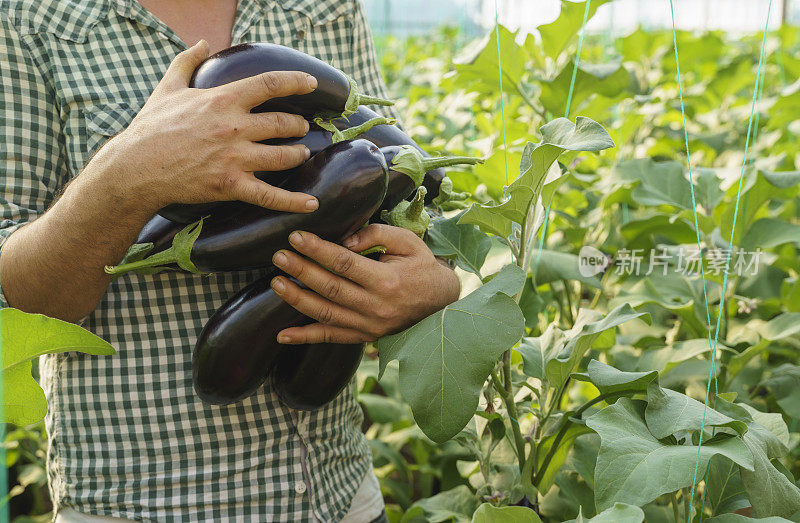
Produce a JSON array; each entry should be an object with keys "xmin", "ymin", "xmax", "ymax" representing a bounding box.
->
[
  {"xmin": 295, "ymin": 482, "xmax": 307, "ymax": 494},
  {"xmin": 157, "ymin": 32, "xmax": 168, "ymax": 40},
  {"xmin": 296, "ymin": 29, "xmax": 306, "ymax": 40}
]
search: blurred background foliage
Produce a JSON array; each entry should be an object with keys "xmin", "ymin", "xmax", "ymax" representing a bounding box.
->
[{"xmin": 5, "ymin": 1, "xmax": 800, "ymax": 521}]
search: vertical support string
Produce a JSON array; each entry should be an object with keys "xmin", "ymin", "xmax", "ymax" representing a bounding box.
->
[
  {"xmin": 678, "ymin": 1, "xmax": 774, "ymax": 520},
  {"xmin": 494, "ymin": 0, "xmax": 510, "ymax": 188},
  {"xmin": 531, "ymin": 0, "xmax": 592, "ymax": 279}
]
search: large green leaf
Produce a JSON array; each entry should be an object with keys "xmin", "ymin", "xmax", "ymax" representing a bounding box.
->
[
  {"xmin": 377, "ymin": 265, "xmax": 526, "ymax": 443},
  {"xmin": 540, "ymin": 62, "xmax": 630, "ymax": 116},
  {"xmin": 585, "ymin": 398, "xmax": 754, "ymax": 511},
  {"xmin": 537, "ymin": 0, "xmax": 612, "ymax": 60},
  {"xmin": 572, "ymin": 359, "xmax": 658, "ymax": 396},
  {"xmin": 571, "ymin": 503, "xmax": 645, "ymax": 523},
  {"xmin": 644, "ymin": 382, "xmax": 748, "ymax": 439},
  {"xmin": 471, "ymin": 503, "xmax": 542, "ymax": 523},
  {"xmin": 402, "ymin": 485, "xmax": 481, "ymax": 523},
  {"xmin": 612, "ymin": 158, "xmax": 693, "ymax": 210},
  {"xmin": 706, "ymin": 515, "xmax": 792, "ymax": 523},
  {"xmin": 460, "ymin": 117, "xmax": 614, "ymax": 238},
  {"xmin": 705, "ymin": 455, "xmax": 750, "ymax": 516},
  {"xmin": 742, "ymin": 218, "xmax": 800, "ymax": 251},
  {"xmin": 454, "ymin": 25, "xmax": 531, "ymax": 98},
  {"xmin": 426, "ymin": 214, "xmax": 492, "ymax": 277},
  {"xmin": 544, "ymin": 305, "xmax": 645, "ymax": 390},
  {"xmin": 2, "ymin": 308, "xmax": 116, "ymax": 426},
  {"xmin": 740, "ymin": 434, "xmax": 800, "ymax": 518},
  {"xmin": 761, "ymin": 365, "xmax": 800, "ymax": 419},
  {"xmin": 531, "ymin": 250, "xmax": 602, "ymax": 289}
]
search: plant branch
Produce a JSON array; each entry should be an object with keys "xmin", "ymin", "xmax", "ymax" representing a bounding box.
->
[
  {"xmin": 533, "ymin": 389, "xmax": 640, "ymax": 486},
  {"xmin": 670, "ymin": 490, "xmax": 681, "ymax": 523}
]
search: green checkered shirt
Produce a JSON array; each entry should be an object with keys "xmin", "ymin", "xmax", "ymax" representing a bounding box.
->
[{"xmin": 0, "ymin": 0, "xmax": 395, "ymax": 520}]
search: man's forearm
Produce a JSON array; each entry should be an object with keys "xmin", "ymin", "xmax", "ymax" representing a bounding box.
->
[{"xmin": 0, "ymin": 142, "xmax": 157, "ymax": 322}]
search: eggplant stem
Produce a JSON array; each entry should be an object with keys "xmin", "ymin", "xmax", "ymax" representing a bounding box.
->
[
  {"xmin": 359, "ymin": 245, "xmax": 387, "ymax": 256},
  {"xmin": 421, "ymin": 156, "xmax": 485, "ymax": 171},
  {"xmin": 325, "ymin": 116, "xmax": 397, "ymax": 143},
  {"xmin": 354, "ymin": 93, "xmax": 395, "ymax": 107},
  {"xmin": 105, "ymin": 218, "xmax": 204, "ymax": 276}
]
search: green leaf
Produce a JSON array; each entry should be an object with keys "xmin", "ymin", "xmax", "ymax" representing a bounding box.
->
[
  {"xmin": 460, "ymin": 117, "xmax": 614, "ymax": 238},
  {"xmin": 706, "ymin": 515, "xmax": 792, "ymax": 523},
  {"xmin": 740, "ymin": 433, "xmax": 800, "ymax": 518},
  {"xmin": 471, "ymin": 503, "xmax": 542, "ymax": 523},
  {"xmin": 705, "ymin": 455, "xmax": 750, "ymax": 516},
  {"xmin": 742, "ymin": 218, "xmax": 800, "ymax": 251},
  {"xmin": 377, "ymin": 265, "xmax": 526, "ymax": 443},
  {"xmin": 2, "ymin": 308, "xmax": 116, "ymax": 425},
  {"xmin": 572, "ymin": 359, "xmax": 658, "ymax": 396},
  {"xmin": 532, "ymin": 250, "xmax": 602, "ymax": 289},
  {"xmin": 761, "ymin": 365, "xmax": 800, "ymax": 419},
  {"xmin": 536, "ymin": 424, "xmax": 593, "ymax": 493},
  {"xmin": 544, "ymin": 304, "xmax": 645, "ymax": 390},
  {"xmin": 537, "ymin": 0, "xmax": 612, "ymax": 60},
  {"xmin": 454, "ymin": 25, "xmax": 530, "ymax": 98},
  {"xmin": 644, "ymin": 382, "xmax": 748, "ymax": 439},
  {"xmin": 540, "ymin": 62, "xmax": 630, "ymax": 117},
  {"xmin": 426, "ymin": 214, "xmax": 492, "ymax": 277},
  {"xmin": 585, "ymin": 398, "xmax": 754, "ymax": 511},
  {"xmin": 402, "ymin": 485, "xmax": 481, "ymax": 523},
  {"xmin": 572, "ymin": 503, "xmax": 645, "ymax": 523},
  {"xmin": 755, "ymin": 313, "xmax": 800, "ymax": 341},
  {"xmin": 612, "ymin": 158, "xmax": 693, "ymax": 210}
]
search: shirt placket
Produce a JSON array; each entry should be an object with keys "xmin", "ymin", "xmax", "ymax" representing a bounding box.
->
[{"xmin": 291, "ymin": 410, "xmax": 325, "ymax": 522}]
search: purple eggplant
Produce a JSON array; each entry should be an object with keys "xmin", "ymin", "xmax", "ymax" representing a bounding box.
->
[
  {"xmin": 107, "ymin": 140, "xmax": 388, "ymax": 276},
  {"xmin": 271, "ymin": 342, "xmax": 365, "ymax": 411},
  {"xmin": 191, "ymin": 43, "xmax": 393, "ymax": 119},
  {"xmin": 192, "ymin": 269, "xmax": 305, "ymax": 404}
]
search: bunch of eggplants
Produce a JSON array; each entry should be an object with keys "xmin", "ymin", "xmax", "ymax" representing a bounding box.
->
[{"xmin": 109, "ymin": 43, "xmax": 482, "ymax": 409}]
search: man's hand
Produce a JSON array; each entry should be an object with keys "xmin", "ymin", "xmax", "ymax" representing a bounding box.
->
[
  {"xmin": 269, "ymin": 224, "xmax": 461, "ymax": 344},
  {"xmin": 102, "ymin": 39, "xmax": 320, "ymax": 215}
]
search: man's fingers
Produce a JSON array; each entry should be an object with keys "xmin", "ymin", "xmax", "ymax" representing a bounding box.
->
[
  {"xmin": 343, "ymin": 223, "xmax": 423, "ymax": 256},
  {"xmin": 246, "ymin": 112, "xmax": 309, "ymax": 140},
  {"xmin": 222, "ymin": 71, "xmax": 318, "ymax": 110},
  {"xmin": 271, "ymin": 276, "xmax": 372, "ymax": 332},
  {"xmin": 272, "ymin": 249, "xmax": 369, "ymax": 310},
  {"xmin": 222, "ymin": 175, "xmax": 318, "ymax": 213},
  {"xmin": 243, "ymin": 143, "xmax": 310, "ymax": 172},
  {"xmin": 161, "ymin": 40, "xmax": 210, "ymax": 91},
  {"xmin": 287, "ymin": 232, "xmax": 379, "ymax": 286},
  {"xmin": 277, "ymin": 323, "xmax": 375, "ymax": 345}
]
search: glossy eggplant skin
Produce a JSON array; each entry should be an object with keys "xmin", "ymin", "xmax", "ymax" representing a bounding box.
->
[
  {"xmin": 136, "ymin": 213, "xmax": 183, "ymax": 250},
  {"xmin": 271, "ymin": 342, "xmax": 365, "ymax": 411},
  {"xmin": 190, "ymin": 43, "xmax": 352, "ymax": 118},
  {"xmin": 189, "ymin": 139, "xmax": 387, "ymax": 272},
  {"xmin": 379, "ymin": 146, "xmax": 416, "ymax": 212},
  {"xmin": 193, "ymin": 269, "xmax": 308, "ymax": 404},
  {"xmin": 333, "ymin": 107, "xmax": 445, "ymax": 202}
]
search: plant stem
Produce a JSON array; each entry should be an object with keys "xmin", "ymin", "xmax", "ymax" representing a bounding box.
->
[
  {"xmin": 562, "ymin": 280, "xmax": 575, "ymax": 325},
  {"xmin": 671, "ymin": 491, "xmax": 681, "ymax": 523},
  {"xmin": 683, "ymin": 487, "xmax": 691, "ymax": 522},
  {"xmin": 501, "ymin": 351, "xmax": 528, "ymax": 469},
  {"xmin": 533, "ymin": 389, "xmax": 639, "ymax": 486}
]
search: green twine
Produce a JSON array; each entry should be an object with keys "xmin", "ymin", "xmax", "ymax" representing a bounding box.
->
[
  {"xmin": 532, "ymin": 0, "xmax": 592, "ymax": 279},
  {"xmin": 494, "ymin": 0, "xmax": 509, "ymax": 188},
  {"xmin": 673, "ymin": 0, "xmax": 774, "ymax": 520}
]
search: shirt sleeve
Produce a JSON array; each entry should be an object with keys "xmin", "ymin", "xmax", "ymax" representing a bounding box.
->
[
  {"xmin": 347, "ymin": 0, "xmax": 401, "ymax": 123},
  {"xmin": 0, "ymin": 14, "xmax": 68, "ymax": 307}
]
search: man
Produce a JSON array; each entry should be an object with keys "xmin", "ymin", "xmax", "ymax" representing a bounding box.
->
[{"xmin": 0, "ymin": 0, "xmax": 461, "ymax": 520}]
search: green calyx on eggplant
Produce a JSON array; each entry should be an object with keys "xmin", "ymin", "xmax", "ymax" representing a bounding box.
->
[
  {"xmin": 158, "ymin": 115, "xmax": 396, "ymax": 225},
  {"xmin": 193, "ymin": 269, "xmax": 363, "ymax": 408},
  {"xmin": 431, "ymin": 176, "xmax": 470, "ymax": 210},
  {"xmin": 189, "ymin": 43, "xmax": 394, "ymax": 120},
  {"xmin": 381, "ymin": 186, "xmax": 431, "ymax": 238},
  {"xmin": 379, "ymin": 145, "xmax": 484, "ymax": 214},
  {"xmin": 107, "ymin": 139, "xmax": 389, "ymax": 276}
]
